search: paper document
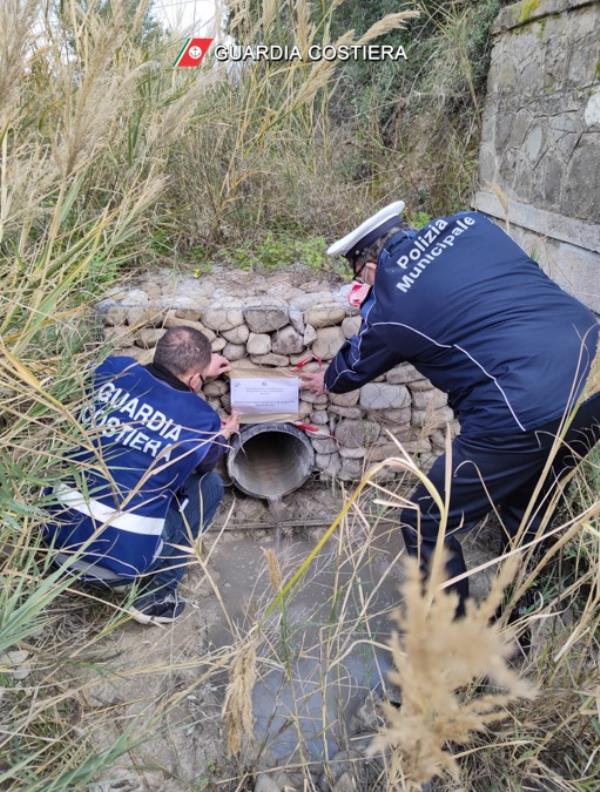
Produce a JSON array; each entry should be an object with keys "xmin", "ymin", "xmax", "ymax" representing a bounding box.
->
[{"xmin": 230, "ymin": 377, "xmax": 299, "ymax": 415}]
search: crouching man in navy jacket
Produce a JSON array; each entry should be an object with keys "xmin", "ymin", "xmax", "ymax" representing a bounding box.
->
[
  {"xmin": 302, "ymin": 201, "xmax": 600, "ymax": 621},
  {"xmin": 44, "ymin": 326, "xmax": 239, "ymax": 624}
]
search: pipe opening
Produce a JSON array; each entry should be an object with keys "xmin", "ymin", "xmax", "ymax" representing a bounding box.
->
[{"xmin": 227, "ymin": 423, "xmax": 315, "ymax": 500}]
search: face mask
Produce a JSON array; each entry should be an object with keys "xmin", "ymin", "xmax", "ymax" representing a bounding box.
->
[{"xmin": 348, "ymin": 280, "xmax": 371, "ymax": 307}]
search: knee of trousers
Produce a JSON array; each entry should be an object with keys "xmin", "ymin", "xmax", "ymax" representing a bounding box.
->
[
  {"xmin": 199, "ymin": 471, "xmax": 225, "ymax": 503},
  {"xmin": 400, "ymin": 507, "xmax": 442, "ymax": 548}
]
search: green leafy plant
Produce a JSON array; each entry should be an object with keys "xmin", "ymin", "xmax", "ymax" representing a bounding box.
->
[{"xmin": 226, "ymin": 232, "xmax": 328, "ymax": 271}]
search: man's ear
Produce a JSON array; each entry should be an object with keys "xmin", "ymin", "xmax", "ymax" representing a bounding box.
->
[{"xmin": 186, "ymin": 369, "xmax": 204, "ymax": 392}]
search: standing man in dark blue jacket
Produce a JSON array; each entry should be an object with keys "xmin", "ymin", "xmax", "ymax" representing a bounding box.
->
[
  {"xmin": 302, "ymin": 202, "xmax": 600, "ymax": 617},
  {"xmin": 45, "ymin": 326, "xmax": 239, "ymax": 624}
]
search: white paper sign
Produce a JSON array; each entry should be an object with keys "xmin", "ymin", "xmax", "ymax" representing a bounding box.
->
[{"xmin": 230, "ymin": 377, "xmax": 299, "ymax": 415}]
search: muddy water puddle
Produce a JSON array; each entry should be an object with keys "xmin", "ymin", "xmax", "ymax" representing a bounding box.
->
[{"xmin": 205, "ymin": 525, "xmax": 405, "ymax": 764}]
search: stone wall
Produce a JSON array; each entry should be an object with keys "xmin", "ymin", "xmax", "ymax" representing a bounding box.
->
[
  {"xmin": 96, "ymin": 268, "xmax": 455, "ymax": 483},
  {"xmin": 474, "ymin": 0, "xmax": 600, "ymax": 312}
]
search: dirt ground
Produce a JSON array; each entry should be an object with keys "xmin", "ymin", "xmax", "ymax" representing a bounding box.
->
[{"xmin": 81, "ymin": 481, "xmax": 501, "ymax": 792}]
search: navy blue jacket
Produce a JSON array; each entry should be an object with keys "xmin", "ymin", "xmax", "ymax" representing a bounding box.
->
[
  {"xmin": 44, "ymin": 356, "xmax": 225, "ymax": 578},
  {"xmin": 325, "ymin": 211, "xmax": 598, "ymax": 436}
]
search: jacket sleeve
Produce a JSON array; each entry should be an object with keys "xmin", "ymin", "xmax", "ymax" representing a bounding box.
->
[
  {"xmin": 192, "ymin": 404, "xmax": 228, "ymax": 474},
  {"xmin": 324, "ymin": 320, "xmax": 404, "ymax": 393},
  {"xmin": 195, "ymin": 434, "xmax": 227, "ymax": 474}
]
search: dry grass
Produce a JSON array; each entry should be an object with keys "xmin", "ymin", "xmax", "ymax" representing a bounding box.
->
[
  {"xmin": 368, "ymin": 556, "xmax": 534, "ymax": 790},
  {"xmin": 223, "ymin": 634, "xmax": 258, "ymax": 757}
]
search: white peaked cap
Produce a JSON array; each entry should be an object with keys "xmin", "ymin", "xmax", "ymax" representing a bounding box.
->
[{"xmin": 326, "ymin": 200, "xmax": 406, "ymax": 259}]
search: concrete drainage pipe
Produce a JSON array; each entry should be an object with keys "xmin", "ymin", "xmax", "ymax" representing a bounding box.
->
[{"xmin": 227, "ymin": 423, "xmax": 315, "ymax": 500}]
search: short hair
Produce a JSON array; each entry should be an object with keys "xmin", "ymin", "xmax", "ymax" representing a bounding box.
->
[
  {"xmin": 351, "ymin": 221, "xmax": 412, "ymax": 274},
  {"xmin": 154, "ymin": 326, "xmax": 212, "ymax": 376}
]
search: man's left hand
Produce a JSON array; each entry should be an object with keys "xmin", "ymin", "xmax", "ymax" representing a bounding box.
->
[
  {"xmin": 221, "ymin": 411, "xmax": 240, "ymax": 439},
  {"xmin": 204, "ymin": 354, "xmax": 231, "ymax": 379}
]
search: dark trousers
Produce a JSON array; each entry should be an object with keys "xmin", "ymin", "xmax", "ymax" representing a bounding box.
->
[
  {"xmin": 400, "ymin": 392, "xmax": 600, "ymax": 615},
  {"xmin": 147, "ymin": 471, "xmax": 224, "ymax": 591}
]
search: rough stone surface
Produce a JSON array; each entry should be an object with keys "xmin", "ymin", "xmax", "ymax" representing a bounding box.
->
[
  {"xmin": 222, "ymin": 342, "xmax": 246, "ymax": 361},
  {"xmin": 341, "ymin": 315, "xmax": 362, "ymax": 339},
  {"xmin": 412, "ymin": 388, "xmax": 447, "ymax": 410},
  {"xmin": 312, "ymin": 326, "xmax": 344, "ymax": 360},
  {"xmin": 303, "ymin": 324, "xmax": 318, "ymax": 345},
  {"xmin": 289, "ymin": 308, "xmax": 305, "ymax": 334},
  {"xmin": 134, "ymin": 328, "xmax": 164, "ymax": 348},
  {"xmin": 430, "ymin": 428, "xmax": 447, "ymax": 450},
  {"xmin": 164, "ymin": 315, "xmax": 216, "ymax": 341},
  {"xmin": 300, "ymin": 391, "xmax": 328, "ymax": 406},
  {"xmin": 290, "ymin": 290, "xmax": 339, "ymax": 311},
  {"xmin": 474, "ymin": 0, "xmax": 600, "ymax": 312},
  {"xmin": 202, "ymin": 303, "xmax": 244, "ymax": 331},
  {"xmin": 329, "ymin": 390, "xmax": 359, "ymax": 407},
  {"xmin": 372, "ymin": 407, "xmax": 412, "ymax": 426},
  {"xmin": 359, "ymin": 383, "xmax": 410, "ymax": 410},
  {"xmin": 315, "ymin": 452, "xmax": 341, "ymax": 477},
  {"xmin": 271, "ymin": 325, "xmax": 304, "ymax": 355},
  {"xmin": 339, "ymin": 446, "xmax": 366, "ymax": 459},
  {"xmin": 247, "ymin": 333, "xmax": 271, "ymax": 356},
  {"xmin": 118, "ymin": 288, "xmax": 150, "ymax": 307},
  {"xmin": 118, "ymin": 346, "xmax": 152, "ymax": 364},
  {"xmin": 306, "ymin": 303, "xmax": 346, "ymax": 328},
  {"xmin": 386, "ymin": 363, "xmax": 425, "ymax": 385},
  {"xmin": 221, "ymin": 324, "xmax": 249, "ymax": 344},
  {"xmin": 335, "ymin": 419, "xmax": 380, "ymax": 449},
  {"xmin": 244, "ymin": 300, "xmax": 289, "ymax": 333},
  {"xmin": 408, "ymin": 379, "xmax": 438, "ymax": 393},
  {"xmin": 173, "ymin": 305, "xmax": 205, "ymax": 321},
  {"xmin": 311, "ymin": 437, "xmax": 338, "ymax": 454},
  {"xmin": 159, "ymin": 294, "xmax": 210, "ymax": 314},
  {"xmin": 250, "ymin": 353, "xmax": 289, "ymax": 367},
  {"xmin": 328, "ymin": 406, "xmax": 362, "ymax": 419},
  {"xmin": 412, "ymin": 405, "xmax": 454, "ymax": 429},
  {"xmin": 298, "ymin": 400, "xmax": 312, "ymax": 417},
  {"xmin": 211, "ymin": 337, "xmax": 227, "ymax": 352},
  {"xmin": 126, "ymin": 304, "xmax": 161, "ymax": 326},
  {"xmin": 203, "ymin": 380, "xmax": 228, "ymax": 397},
  {"xmin": 99, "ymin": 304, "xmax": 127, "ymax": 326}
]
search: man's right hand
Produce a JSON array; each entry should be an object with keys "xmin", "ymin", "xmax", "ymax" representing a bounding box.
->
[{"xmin": 220, "ymin": 410, "xmax": 240, "ymax": 440}]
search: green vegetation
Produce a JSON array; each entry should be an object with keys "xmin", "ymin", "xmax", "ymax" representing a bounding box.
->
[
  {"xmin": 226, "ymin": 232, "xmax": 328, "ymax": 271},
  {"xmin": 519, "ymin": 0, "xmax": 541, "ymax": 25}
]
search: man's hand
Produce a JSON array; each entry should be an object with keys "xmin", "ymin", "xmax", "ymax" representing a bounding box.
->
[
  {"xmin": 220, "ymin": 410, "xmax": 240, "ymax": 440},
  {"xmin": 204, "ymin": 353, "xmax": 231, "ymax": 379},
  {"xmin": 300, "ymin": 370, "xmax": 326, "ymax": 395}
]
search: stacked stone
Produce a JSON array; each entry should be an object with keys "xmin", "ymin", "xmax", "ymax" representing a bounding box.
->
[{"xmin": 97, "ymin": 279, "xmax": 458, "ymax": 481}]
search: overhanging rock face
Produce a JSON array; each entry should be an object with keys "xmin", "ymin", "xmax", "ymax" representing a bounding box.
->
[
  {"xmin": 96, "ymin": 268, "xmax": 457, "ymax": 483},
  {"xmin": 474, "ymin": 0, "xmax": 600, "ymax": 313}
]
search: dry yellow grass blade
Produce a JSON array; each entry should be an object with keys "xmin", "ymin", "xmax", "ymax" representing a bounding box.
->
[
  {"xmin": 356, "ymin": 10, "xmax": 421, "ymax": 46},
  {"xmin": 222, "ymin": 634, "xmax": 258, "ymax": 756},
  {"xmin": 262, "ymin": 547, "xmax": 283, "ymax": 592},
  {"xmin": 262, "ymin": 0, "xmax": 277, "ymax": 37},
  {"xmin": 368, "ymin": 557, "xmax": 535, "ymax": 788}
]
